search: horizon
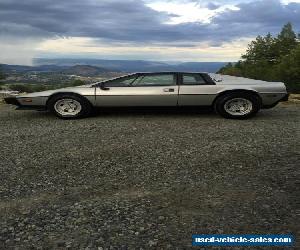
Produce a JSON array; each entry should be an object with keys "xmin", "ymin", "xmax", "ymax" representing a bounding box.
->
[
  {"xmin": 0, "ymin": 58, "xmax": 232, "ymax": 66},
  {"xmin": 1, "ymin": 0, "xmax": 300, "ymax": 65}
]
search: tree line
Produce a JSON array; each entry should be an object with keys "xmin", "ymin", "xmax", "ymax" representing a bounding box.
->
[{"xmin": 218, "ymin": 23, "xmax": 300, "ymax": 93}]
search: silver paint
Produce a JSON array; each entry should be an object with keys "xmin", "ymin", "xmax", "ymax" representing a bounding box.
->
[
  {"xmin": 11, "ymin": 73, "xmax": 287, "ymax": 109},
  {"xmin": 95, "ymin": 86, "xmax": 179, "ymax": 106}
]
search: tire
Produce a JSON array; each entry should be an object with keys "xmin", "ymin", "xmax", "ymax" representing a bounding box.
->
[
  {"xmin": 48, "ymin": 94, "xmax": 92, "ymax": 119},
  {"xmin": 214, "ymin": 92, "xmax": 261, "ymax": 119}
]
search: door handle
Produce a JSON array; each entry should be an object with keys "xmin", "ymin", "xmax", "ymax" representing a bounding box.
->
[{"xmin": 163, "ymin": 88, "xmax": 175, "ymax": 92}]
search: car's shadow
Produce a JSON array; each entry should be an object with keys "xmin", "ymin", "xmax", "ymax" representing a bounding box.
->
[
  {"xmin": 91, "ymin": 106, "xmax": 216, "ymax": 117},
  {"xmin": 25, "ymin": 106, "xmax": 216, "ymax": 120},
  {"xmin": 25, "ymin": 106, "xmax": 276, "ymax": 120}
]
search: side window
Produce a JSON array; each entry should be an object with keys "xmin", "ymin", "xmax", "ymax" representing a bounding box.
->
[
  {"xmin": 132, "ymin": 74, "xmax": 176, "ymax": 86},
  {"xmin": 182, "ymin": 74, "xmax": 207, "ymax": 85},
  {"xmin": 104, "ymin": 75, "xmax": 138, "ymax": 87}
]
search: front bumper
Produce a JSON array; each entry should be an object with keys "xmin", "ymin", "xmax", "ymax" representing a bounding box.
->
[
  {"xmin": 4, "ymin": 96, "xmax": 46, "ymax": 110},
  {"xmin": 4, "ymin": 96, "xmax": 20, "ymax": 106}
]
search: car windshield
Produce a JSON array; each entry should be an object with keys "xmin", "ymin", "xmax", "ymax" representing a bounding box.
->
[{"xmin": 101, "ymin": 75, "xmax": 138, "ymax": 87}]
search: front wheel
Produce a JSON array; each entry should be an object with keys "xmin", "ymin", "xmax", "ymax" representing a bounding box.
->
[
  {"xmin": 48, "ymin": 94, "xmax": 92, "ymax": 119},
  {"xmin": 214, "ymin": 92, "xmax": 261, "ymax": 119}
]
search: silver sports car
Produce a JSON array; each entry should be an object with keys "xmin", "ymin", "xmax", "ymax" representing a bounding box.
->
[{"xmin": 4, "ymin": 72, "xmax": 289, "ymax": 119}]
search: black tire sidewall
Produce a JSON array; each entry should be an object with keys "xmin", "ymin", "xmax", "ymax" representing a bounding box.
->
[
  {"xmin": 214, "ymin": 93, "xmax": 261, "ymax": 119},
  {"xmin": 48, "ymin": 94, "xmax": 92, "ymax": 119}
]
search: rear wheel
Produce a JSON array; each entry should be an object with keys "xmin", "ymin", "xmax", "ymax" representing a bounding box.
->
[
  {"xmin": 48, "ymin": 94, "xmax": 92, "ymax": 119},
  {"xmin": 214, "ymin": 92, "xmax": 261, "ymax": 119}
]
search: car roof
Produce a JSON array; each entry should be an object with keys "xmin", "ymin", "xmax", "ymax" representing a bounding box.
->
[
  {"xmin": 93, "ymin": 72, "xmax": 214, "ymax": 86},
  {"xmin": 129, "ymin": 72, "xmax": 208, "ymax": 74}
]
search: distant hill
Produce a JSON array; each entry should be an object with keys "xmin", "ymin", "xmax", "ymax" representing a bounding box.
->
[
  {"xmin": 0, "ymin": 64, "xmax": 68, "ymax": 73},
  {"xmin": 61, "ymin": 65, "xmax": 115, "ymax": 76},
  {"xmin": 1, "ymin": 59, "xmax": 229, "ymax": 76},
  {"xmin": 0, "ymin": 64, "xmax": 115, "ymax": 76},
  {"xmin": 33, "ymin": 58, "xmax": 228, "ymax": 73}
]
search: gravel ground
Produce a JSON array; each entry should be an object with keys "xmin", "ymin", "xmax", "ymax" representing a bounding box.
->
[{"xmin": 0, "ymin": 104, "xmax": 299, "ymax": 249}]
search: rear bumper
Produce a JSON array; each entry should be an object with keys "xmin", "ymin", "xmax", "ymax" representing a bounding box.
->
[
  {"xmin": 262, "ymin": 93, "xmax": 289, "ymax": 109},
  {"xmin": 279, "ymin": 93, "xmax": 289, "ymax": 102}
]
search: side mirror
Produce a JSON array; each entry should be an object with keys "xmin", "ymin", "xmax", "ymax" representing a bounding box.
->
[{"xmin": 99, "ymin": 82, "xmax": 110, "ymax": 90}]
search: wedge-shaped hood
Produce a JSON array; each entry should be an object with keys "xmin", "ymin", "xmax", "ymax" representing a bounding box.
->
[
  {"xmin": 16, "ymin": 85, "xmax": 94, "ymax": 98},
  {"xmin": 209, "ymin": 74, "xmax": 284, "ymax": 86}
]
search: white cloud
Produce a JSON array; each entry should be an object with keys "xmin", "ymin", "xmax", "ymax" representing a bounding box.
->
[
  {"xmin": 0, "ymin": 0, "xmax": 299, "ymax": 64},
  {"xmin": 35, "ymin": 36, "xmax": 251, "ymax": 62},
  {"xmin": 147, "ymin": 1, "xmax": 239, "ymax": 24},
  {"xmin": 0, "ymin": 37, "xmax": 43, "ymax": 65},
  {"xmin": 281, "ymin": 0, "xmax": 300, "ymax": 3}
]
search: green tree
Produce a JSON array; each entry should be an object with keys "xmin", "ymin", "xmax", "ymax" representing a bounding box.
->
[
  {"xmin": 217, "ymin": 22, "xmax": 300, "ymax": 92},
  {"xmin": 217, "ymin": 62, "xmax": 243, "ymax": 76},
  {"xmin": 30, "ymin": 84, "xmax": 48, "ymax": 92},
  {"xmin": 9, "ymin": 84, "xmax": 32, "ymax": 93},
  {"xmin": 276, "ymin": 44, "xmax": 300, "ymax": 92},
  {"xmin": 276, "ymin": 22, "xmax": 298, "ymax": 58},
  {"xmin": 69, "ymin": 79, "xmax": 85, "ymax": 86},
  {"xmin": 241, "ymin": 33, "xmax": 278, "ymax": 64}
]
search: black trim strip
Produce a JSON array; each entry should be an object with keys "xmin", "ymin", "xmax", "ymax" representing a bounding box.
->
[
  {"xmin": 17, "ymin": 96, "xmax": 49, "ymax": 98},
  {"xmin": 97, "ymin": 94, "xmax": 216, "ymax": 97},
  {"xmin": 179, "ymin": 93, "xmax": 217, "ymax": 95},
  {"xmin": 17, "ymin": 95, "xmax": 96, "ymax": 98},
  {"xmin": 16, "ymin": 106, "xmax": 46, "ymax": 110},
  {"xmin": 98, "ymin": 95, "xmax": 177, "ymax": 97},
  {"xmin": 16, "ymin": 94, "xmax": 217, "ymax": 99}
]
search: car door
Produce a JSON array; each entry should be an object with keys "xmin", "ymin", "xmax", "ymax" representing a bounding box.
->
[
  {"xmin": 95, "ymin": 73, "xmax": 179, "ymax": 107},
  {"xmin": 178, "ymin": 73, "xmax": 218, "ymax": 106}
]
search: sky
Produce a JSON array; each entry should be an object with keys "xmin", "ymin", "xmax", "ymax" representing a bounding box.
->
[{"xmin": 0, "ymin": 0, "xmax": 300, "ymax": 65}]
